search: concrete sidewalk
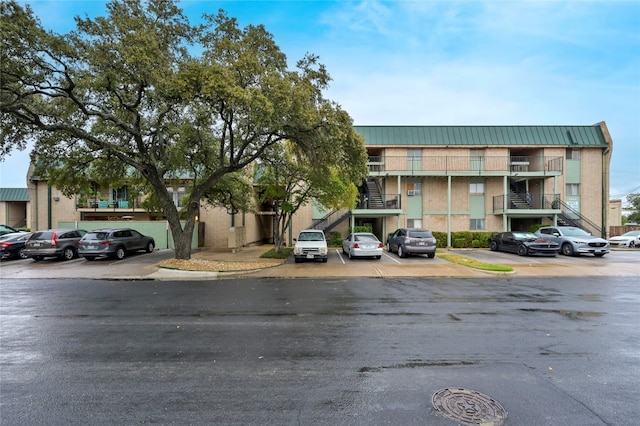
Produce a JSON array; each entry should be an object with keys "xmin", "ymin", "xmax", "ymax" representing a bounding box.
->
[{"xmin": 147, "ymin": 245, "xmax": 640, "ymax": 280}]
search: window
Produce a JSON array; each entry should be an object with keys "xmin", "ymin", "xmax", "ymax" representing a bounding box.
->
[
  {"xmin": 113, "ymin": 185, "xmax": 129, "ymax": 201},
  {"xmin": 470, "ymin": 181, "xmax": 485, "ymax": 194},
  {"xmin": 470, "ymin": 219, "xmax": 485, "ymax": 230},
  {"xmin": 408, "ymin": 149, "xmax": 422, "ymax": 158},
  {"xmin": 168, "ymin": 187, "xmax": 186, "ymax": 207},
  {"xmin": 407, "ymin": 219, "xmax": 422, "ymax": 228},
  {"xmin": 407, "ymin": 182, "xmax": 422, "ymax": 195},
  {"xmin": 566, "ymin": 149, "xmax": 580, "ymax": 160},
  {"xmin": 566, "ymin": 184, "xmax": 580, "ymax": 196}
]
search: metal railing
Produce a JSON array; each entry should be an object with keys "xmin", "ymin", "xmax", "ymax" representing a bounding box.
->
[{"xmin": 367, "ymin": 155, "xmax": 563, "ymax": 174}]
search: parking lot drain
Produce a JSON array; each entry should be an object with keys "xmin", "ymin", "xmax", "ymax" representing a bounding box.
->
[{"xmin": 431, "ymin": 388, "xmax": 507, "ymax": 425}]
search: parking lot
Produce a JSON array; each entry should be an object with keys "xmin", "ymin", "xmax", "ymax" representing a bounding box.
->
[{"xmin": 1, "ymin": 246, "xmax": 638, "ymax": 280}]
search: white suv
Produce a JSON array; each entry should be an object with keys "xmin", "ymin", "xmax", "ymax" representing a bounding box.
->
[{"xmin": 293, "ymin": 229, "xmax": 328, "ymax": 263}]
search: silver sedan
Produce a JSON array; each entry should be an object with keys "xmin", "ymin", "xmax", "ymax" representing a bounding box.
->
[{"xmin": 342, "ymin": 232, "xmax": 384, "ymax": 260}]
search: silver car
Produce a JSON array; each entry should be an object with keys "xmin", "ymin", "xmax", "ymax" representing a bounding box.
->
[
  {"xmin": 24, "ymin": 228, "xmax": 87, "ymax": 261},
  {"xmin": 535, "ymin": 226, "xmax": 609, "ymax": 257},
  {"xmin": 342, "ymin": 232, "xmax": 383, "ymax": 260},
  {"xmin": 387, "ymin": 228, "xmax": 437, "ymax": 258}
]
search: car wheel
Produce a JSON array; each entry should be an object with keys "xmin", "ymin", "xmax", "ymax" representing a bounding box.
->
[
  {"xmin": 294, "ymin": 257, "xmax": 301, "ymax": 263},
  {"xmin": 62, "ymin": 247, "xmax": 75, "ymax": 260},
  {"xmin": 629, "ymin": 241, "xmax": 636, "ymax": 248},
  {"xmin": 386, "ymin": 242, "xmax": 392, "ymax": 252},
  {"xmin": 85, "ymin": 256, "xmax": 96, "ymax": 261},
  {"xmin": 427, "ymin": 252, "xmax": 435, "ymax": 259},
  {"xmin": 517, "ymin": 244, "xmax": 528, "ymax": 256},
  {"xmin": 33, "ymin": 255, "xmax": 44, "ymax": 261},
  {"xmin": 322, "ymin": 258, "xmax": 327, "ymax": 263},
  {"xmin": 561, "ymin": 243, "xmax": 575, "ymax": 256},
  {"xmin": 348, "ymin": 249, "xmax": 353, "ymax": 259},
  {"xmin": 18, "ymin": 248, "xmax": 28, "ymax": 259},
  {"xmin": 397, "ymin": 246, "xmax": 406, "ymax": 258},
  {"xmin": 490, "ymin": 241, "xmax": 498, "ymax": 251},
  {"xmin": 375, "ymin": 255, "xmax": 381, "ymax": 260},
  {"xmin": 146, "ymin": 241, "xmax": 155, "ymax": 253},
  {"xmin": 114, "ymin": 247, "xmax": 126, "ymax": 260}
]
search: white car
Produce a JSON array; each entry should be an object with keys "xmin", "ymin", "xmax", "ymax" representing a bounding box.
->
[
  {"xmin": 342, "ymin": 232, "xmax": 383, "ymax": 260},
  {"xmin": 608, "ymin": 230, "xmax": 640, "ymax": 248},
  {"xmin": 293, "ymin": 229, "xmax": 328, "ymax": 263}
]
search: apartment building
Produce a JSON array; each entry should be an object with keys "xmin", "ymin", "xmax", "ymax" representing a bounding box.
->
[
  {"xmin": 349, "ymin": 123, "xmax": 613, "ymax": 245},
  {"xmin": 18, "ymin": 122, "xmax": 613, "ymax": 248}
]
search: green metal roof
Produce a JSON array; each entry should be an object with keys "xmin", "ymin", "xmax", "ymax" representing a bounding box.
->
[
  {"xmin": 353, "ymin": 125, "xmax": 609, "ymax": 147},
  {"xmin": 0, "ymin": 188, "xmax": 29, "ymax": 201}
]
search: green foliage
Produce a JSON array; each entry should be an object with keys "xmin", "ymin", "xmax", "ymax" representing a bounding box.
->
[
  {"xmin": 260, "ymin": 247, "xmax": 293, "ymax": 259},
  {"xmin": 352, "ymin": 225, "xmax": 372, "ymax": 233},
  {"xmin": 327, "ymin": 231, "xmax": 343, "ymax": 247},
  {"xmin": 627, "ymin": 193, "xmax": 640, "ymax": 223},
  {"xmin": 432, "ymin": 231, "xmax": 448, "ymax": 248},
  {"xmin": 1, "ymin": 0, "xmax": 366, "ymax": 259},
  {"xmin": 432, "ymin": 231, "xmax": 491, "ymax": 248},
  {"xmin": 529, "ymin": 223, "xmax": 547, "ymax": 233}
]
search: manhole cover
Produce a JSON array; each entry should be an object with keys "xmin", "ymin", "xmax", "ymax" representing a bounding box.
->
[{"xmin": 432, "ymin": 387, "xmax": 507, "ymax": 425}]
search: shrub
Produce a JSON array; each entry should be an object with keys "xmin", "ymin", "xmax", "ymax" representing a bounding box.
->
[{"xmin": 327, "ymin": 231, "xmax": 343, "ymax": 247}]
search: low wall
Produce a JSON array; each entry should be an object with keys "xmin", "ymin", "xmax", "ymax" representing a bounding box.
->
[{"xmin": 58, "ymin": 221, "xmax": 199, "ymax": 249}]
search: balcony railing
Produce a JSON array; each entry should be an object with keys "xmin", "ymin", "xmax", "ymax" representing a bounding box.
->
[
  {"xmin": 367, "ymin": 156, "xmax": 563, "ymax": 174},
  {"xmin": 356, "ymin": 193, "xmax": 401, "ymax": 210},
  {"xmin": 76, "ymin": 197, "xmax": 143, "ymax": 211},
  {"xmin": 493, "ymin": 193, "xmax": 560, "ymax": 211}
]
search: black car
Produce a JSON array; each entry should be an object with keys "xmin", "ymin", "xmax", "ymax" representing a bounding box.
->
[
  {"xmin": 490, "ymin": 231, "xmax": 560, "ymax": 257},
  {"xmin": 0, "ymin": 232, "xmax": 32, "ymax": 260},
  {"xmin": 0, "ymin": 224, "xmax": 20, "ymax": 237},
  {"xmin": 77, "ymin": 228, "xmax": 155, "ymax": 260}
]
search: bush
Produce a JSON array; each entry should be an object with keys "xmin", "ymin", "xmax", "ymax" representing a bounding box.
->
[{"xmin": 327, "ymin": 231, "xmax": 343, "ymax": 247}]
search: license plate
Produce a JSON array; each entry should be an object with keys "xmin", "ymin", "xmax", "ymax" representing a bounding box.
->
[
  {"xmin": 417, "ymin": 242, "xmax": 425, "ymax": 246},
  {"xmin": 306, "ymin": 254, "xmax": 314, "ymax": 259},
  {"xmin": 88, "ymin": 245, "xmax": 97, "ymax": 250},
  {"xmin": 33, "ymin": 242, "xmax": 41, "ymax": 247}
]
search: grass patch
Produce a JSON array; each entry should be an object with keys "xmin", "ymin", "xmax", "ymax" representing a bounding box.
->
[
  {"xmin": 260, "ymin": 247, "xmax": 293, "ymax": 259},
  {"xmin": 436, "ymin": 252, "xmax": 513, "ymax": 273}
]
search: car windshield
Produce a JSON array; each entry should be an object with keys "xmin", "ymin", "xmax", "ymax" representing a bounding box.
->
[
  {"xmin": 562, "ymin": 227, "xmax": 590, "ymax": 237},
  {"xmin": 513, "ymin": 232, "xmax": 538, "ymax": 240},
  {"xmin": 622, "ymin": 231, "xmax": 640, "ymax": 237},
  {"xmin": 408, "ymin": 230, "xmax": 433, "ymax": 238},
  {"xmin": 299, "ymin": 232, "xmax": 323, "ymax": 241}
]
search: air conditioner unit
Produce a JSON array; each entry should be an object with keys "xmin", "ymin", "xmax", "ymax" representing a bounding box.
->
[{"xmin": 407, "ymin": 190, "xmax": 415, "ymax": 196}]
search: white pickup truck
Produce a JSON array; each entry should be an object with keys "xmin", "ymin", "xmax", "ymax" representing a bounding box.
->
[{"xmin": 293, "ymin": 229, "xmax": 328, "ymax": 263}]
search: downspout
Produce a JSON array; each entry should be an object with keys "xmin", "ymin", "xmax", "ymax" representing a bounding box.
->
[
  {"xmin": 47, "ymin": 184, "xmax": 52, "ymax": 229},
  {"xmin": 447, "ymin": 176, "xmax": 452, "ymax": 247},
  {"xmin": 599, "ymin": 121, "xmax": 613, "ymax": 238}
]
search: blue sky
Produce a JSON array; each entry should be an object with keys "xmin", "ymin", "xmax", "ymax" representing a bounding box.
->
[{"xmin": 2, "ymin": 0, "xmax": 639, "ymax": 200}]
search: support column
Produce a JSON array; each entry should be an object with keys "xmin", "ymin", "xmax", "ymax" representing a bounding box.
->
[{"xmin": 447, "ymin": 176, "xmax": 452, "ymax": 247}]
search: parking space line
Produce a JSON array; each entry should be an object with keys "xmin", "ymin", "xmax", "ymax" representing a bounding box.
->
[
  {"xmin": 335, "ymin": 249, "xmax": 346, "ymax": 264},
  {"xmin": 382, "ymin": 252, "xmax": 402, "ymax": 263}
]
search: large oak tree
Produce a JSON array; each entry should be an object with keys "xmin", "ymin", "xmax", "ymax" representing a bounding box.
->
[{"xmin": 0, "ymin": 0, "xmax": 368, "ymax": 259}]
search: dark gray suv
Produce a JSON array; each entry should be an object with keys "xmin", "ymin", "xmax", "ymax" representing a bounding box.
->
[
  {"xmin": 24, "ymin": 228, "xmax": 87, "ymax": 261},
  {"xmin": 78, "ymin": 228, "xmax": 155, "ymax": 260},
  {"xmin": 387, "ymin": 228, "xmax": 437, "ymax": 258}
]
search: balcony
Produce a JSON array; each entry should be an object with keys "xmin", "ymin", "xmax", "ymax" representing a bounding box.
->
[
  {"xmin": 76, "ymin": 197, "xmax": 142, "ymax": 211},
  {"xmin": 492, "ymin": 193, "xmax": 560, "ymax": 215},
  {"xmin": 367, "ymin": 155, "xmax": 563, "ymax": 176}
]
